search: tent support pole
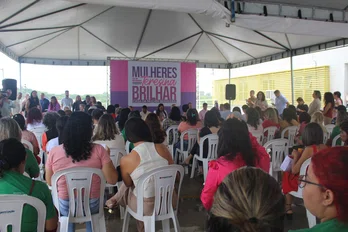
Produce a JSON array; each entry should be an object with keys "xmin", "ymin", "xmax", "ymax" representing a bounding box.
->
[
  {"xmin": 290, "ymin": 50, "xmax": 294, "ymax": 104},
  {"xmin": 229, "ymin": 67, "xmax": 231, "ymax": 107},
  {"xmin": 19, "ymin": 62, "xmax": 22, "ymax": 92}
]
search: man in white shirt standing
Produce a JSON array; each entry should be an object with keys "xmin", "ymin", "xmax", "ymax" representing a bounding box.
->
[
  {"xmin": 199, "ymin": 102, "xmax": 208, "ymax": 121},
  {"xmin": 61, "ymin": 90, "xmax": 73, "ymax": 110},
  {"xmin": 273, "ymin": 90, "xmax": 289, "ymax": 117},
  {"xmin": 140, "ymin": 105, "xmax": 150, "ymax": 120}
]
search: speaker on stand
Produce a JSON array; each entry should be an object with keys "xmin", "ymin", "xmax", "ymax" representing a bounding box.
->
[
  {"xmin": 2, "ymin": 79, "xmax": 17, "ymax": 101},
  {"xmin": 225, "ymin": 84, "xmax": 236, "ymax": 107}
]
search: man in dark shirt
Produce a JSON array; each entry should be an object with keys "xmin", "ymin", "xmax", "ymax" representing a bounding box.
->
[
  {"xmin": 40, "ymin": 93, "xmax": 49, "ymax": 112},
  {"xmin": 82, "ymin": 95, "xmax": 91, "ymax": 112}
]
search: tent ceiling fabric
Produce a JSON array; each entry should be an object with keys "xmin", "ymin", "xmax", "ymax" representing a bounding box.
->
[
  {"xmin": 0, "ymin": 0, "xmax": 345, "ymax": 65},
  {"xmin": 238, "ymin": 0, "xmax": 348, "ymax": 10}
]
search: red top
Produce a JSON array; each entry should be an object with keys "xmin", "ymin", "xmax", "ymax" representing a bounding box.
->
[
  {"xmin": 323, "ymin": 105, "xmax": 333, "ymax": 118},
  {"xmin": 262, "ymin": 120, "xmax": 280, "ymax": 136},
  {"xmin": 200, "ymin": 133, "xmax": 270, "ymax": 210}
]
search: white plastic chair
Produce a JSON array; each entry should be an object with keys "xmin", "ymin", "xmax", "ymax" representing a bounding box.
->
[
  {"xmin": 323, "ymin": 132, "xmax": 329, "ymax": 144},
  {"xmin": 22, "ymin": 139, "xmax": 34, "ymax": 153},
  {"xmin": 174, "ymin": 129, "xmax": 198, "ymax": 174},
  {"xmin": 190, "ymin": 134, "xmax": 218, "ymax": 182},
  {"xmin": 51, "ymin": 167, "xmax": 106, "ymax": 232},
  {"xmin": 122, "ymin": 165, "xmax": 184, "ymax": 232},
  {"xmin": 125, "ymin": 141, "xmax": 131, "ymax": 154},
  {"xmin": 29, "ymin": 127, "xmax": 46, "ymax": 149},
  {"xmin": 281, "ymin": 126, "xmax": 298, "ymax": 147},
  {"xmin": 289, "ymin": 158, "xmax": 317, "ymax": 228},
  {"xmin": 106, "ymin": 148, "xmax": 126, "ymax": 219},
  {"xmin": 263, "ymin": 126, "xmax": 278, "ymax": 144},
  {"xmin": 332, "ymin": 134, "xmax": 344, "ymax": 147},
  {"xmin": 252, "ymin": 132, "xmax": 264, "ymax": 145},
  {"xmin": 263, "ymin": 139, "xmax": 288, "ymax": 181},
  {"xmin": 0, "ymin": 194, "xmax": 46, "ymax": 232},
  {"xmin": 166, "ymin": 125, "xmax": 179, "ymax": 159},
  {"xmin": 325, "ymin": 124, "xmax": 335, "ymax": 137}
]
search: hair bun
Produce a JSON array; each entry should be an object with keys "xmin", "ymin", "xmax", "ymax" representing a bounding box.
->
[{"xmin": 248, "ymin": 217, "xmax": 258, "ymax": 224}]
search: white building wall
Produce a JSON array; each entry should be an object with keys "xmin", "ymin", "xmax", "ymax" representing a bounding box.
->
[{"xmin": 229, "ymin": 46, "xmax": 348, "ymax": 104}]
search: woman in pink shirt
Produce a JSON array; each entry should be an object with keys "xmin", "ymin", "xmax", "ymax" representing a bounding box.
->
[
  {"xmin": 48, "ymin": 96, "xmax": 61, "ymax": 112},
  {"xmin": 201, "ymin": 118, "xmax": 270, "ymax": 210},
  {"xmin": 46, "ymin": 112, "xmax": 118, "ymax": 232}
]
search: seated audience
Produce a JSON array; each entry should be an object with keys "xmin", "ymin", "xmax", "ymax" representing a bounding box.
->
[
  {"xmin": 57, "ymin": 109, "xmax": 66, "ymax": 117},
  {"xmin": 245, "ymin": 107, "xmax": 263, "ymax": 134},
  {"xmin": 327, "ymin": 108, "xmax": 348, "ymax": 146},
  {"xmin": 105, "ymin": 118, "xmax": 174, "ymax": 232},
  {"xmin": 92, "ymin": 114, "xmax": 125, "ymax": 150},
  {"xmin": 64, "ymin": 109, "xmax": 72, "ymax": 117},
  {"xmin": 232, "ymin": 106, "xmax": 241, "ymax": 114},
  {"xmin": 41, "ymin": 112, "xmax": 60, "ymax": 152},
  {"xmin": 210, "ymin": 107, "xmax": 224, "ymax": 124},
  {"xmin": 140, "ymin": 105, "xmax": 150, "ymax": 121},
  {"xmin": 46, "ymin": 112, "xmax": 118, "ymax": 232},
  {"xmin": 182, "ymin": 104, "xmax": 189, "ymax": 119},
  {"xmin": 296, "ymin": 97, "xmax": 309, "ymax": 115},
  {"xmin": 220, "ymin": 103, "xmax": 231, "ymax": 120},
  {"xmin": 175, "ymin": 109, "xmax": 203, "ymax": 154},
  {"xmin": 91, "ymin": 109, "xmax": 104, "ymax": 133},
  {"xmin": 154, "ymin": 103, "xmax": 168, "ymax": 121},
  {"xmin": 296, "ymin": 112, "xmax": 312, "ymax": 144},
  {"xmin": 26, "ymin": 107, "xmax": 45, "ymax": 131},
  {"xmin": 163, "ymin": 106, "xmax": 181, "ymax": 132},
  {"xmin": 13, "ymin": 113, "xmax": 40, "ymax": 156},
  {"xmin": 280, "ymin": 108, "xmax": 300, "ymax": 138},
  {"xmin": 0, "ymin": 118, "xmax": 39, "ymax": 178},
  {"xmin": 282, "ymin": 123, "xmax": 327, "ymax": 219},
  {"xmin": 0, "ymin": 139, "xmax": 58, "ymax": 231},
  {"xmin": 254, "ymin": 106, "xmax": 263, "ymax": 121},
  {"xmin": 145, "ymin": 113, "xmax": 167, "ymax": 144},
  {"xmin": 184, "ymin": 111, "xmax": 220, "ymax": 166},
  {"xmin": 46, "ymin": 116, "xmax": 69, "ymax": 153},
  {"xmin": 311, "ymin": 111, "xmax": 327, "ymax": 135},
  {"xmin": 48, "ymin": 96, "xmax": 61, "ymax": 112},
  {"xmin": 262, "ymin": 108, "xmax": 280, "ymax": 136},
  {"xmin": 291, "ymin": 147, "xmax": 348, "ymax": 232},
  {"xmin": 201, "ymin": 118, "xmax": 270, "ymax": 210},
  {"xmin": 339, "ymin": 121, "xmax": 348, "ymax": 145},
  {"xmin": 207, "ymin": 167, "xmax": 284, "ymax": 232},
  {"xmin": 106, "ymin": 105, "xmax": 116, "ymax": 119}
]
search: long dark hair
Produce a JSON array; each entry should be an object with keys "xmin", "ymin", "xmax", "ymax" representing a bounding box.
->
[
  {"xmin": 257, "ymin": 91, "xmax": 266, "ymax": 101},
  {"xmin": 186, "ymin": 109, "xmax": 198, "ymax": 126},
  {"xmin": 246, "ymin": 107, "xmax": 260, "ymax": 130},
  {"xmin": 169, "ymin": 106, "xmax": 181, "ymax": 121},
  {"xmin": 217, "ymin": 118, "xmax": 256, "ymax": 166},
  {"xmin": 125, "ymin": 118, "xmax": 153, "ymax": 144},
  {"xmin": 302, "ymin": 122, "xmax": 323, "ymax": 147},
  {"xmin": 13, "ymin": 114, "xmax": 26, "ymax": 130},
  {"xmin": 50, "ymin": 96, "xmax": 58, "ymax": 109},
  {"xmin": 62, "ymin": 112, "xmax": 93, "ymax": 163},
  {"xmin": 324, "ymin": 92, "xmax": 335, "ymax": 109},
  {"xmin": 118, "ymin": 108, "xmax": 131, "ymax": 131},
  {"xmin": 283, "ymin": 108, "xmax": 297, "ymax": 125},
  {"xmin": 204, "ymin": 111, "xmax": 220, "ymax": 128},
  {"xmin": 145, "ymin": 113, "xmax": 166, "ymax": 144},
  {"xmin": 29, "ymin": 91, "xmax": 39, "ymax": 105},
  {"xmin": 56, "ymin": 116, "xmax": 69, "ymax": 145},
  {"xmin": 156, "ymin": 103, "xmax": 167, "ymax": 117},
  {"xmin": 43, "ymin": 112, "xmax": 60, "ymax": 142},
  {"xmin": 0, "ymin": 139, "xmax": 27, "ymax": 178}
]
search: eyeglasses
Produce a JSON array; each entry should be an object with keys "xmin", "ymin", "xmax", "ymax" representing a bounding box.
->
[{"xmin": 298, "ymin": 175, "xmax": 326, "ymax": 189}]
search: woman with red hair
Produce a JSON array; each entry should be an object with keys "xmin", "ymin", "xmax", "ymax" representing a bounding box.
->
[{"xmin": 291, "ymin": 147, "xmax": 348, "ymax": 231}]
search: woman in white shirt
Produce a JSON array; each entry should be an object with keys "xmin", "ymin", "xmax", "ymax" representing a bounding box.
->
[
  {"xmin": 105, "ymin": 118, "xmax": 174, "ymax": 232},
  {"xmin": 26, "ymin": 107, "xmax": 46, "ymax": 131},
  {"xmin": 246, "ymin": 107, "xmax": 264, "ymax": 134},
  {"xmin": 92, "ymin": 114, "xmax": 125, "ymax": 150},
  {"xmin": 308, "ymin": 90, "xmax": 322, "ymax": 116}
]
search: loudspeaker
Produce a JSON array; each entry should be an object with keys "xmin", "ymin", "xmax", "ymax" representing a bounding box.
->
[
  {"xmin": 225, "ymin": 84, "xmax": 236, "ymax": 100},
  {"xmin": 2, "ymin": 79, "xmax": 17, "ymax": 100}
]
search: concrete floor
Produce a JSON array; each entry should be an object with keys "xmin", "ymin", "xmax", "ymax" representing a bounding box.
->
[{"xmin": 77, "ymin": 175, "xmax": 310, "ymax": 232}]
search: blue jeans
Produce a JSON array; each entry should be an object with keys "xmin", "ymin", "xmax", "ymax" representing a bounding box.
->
[{"xmin": 59, "ymin": 198, "xmax": 99, "ymax": 232}]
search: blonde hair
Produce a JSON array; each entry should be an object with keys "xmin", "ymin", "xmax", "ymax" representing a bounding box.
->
[
  {"xmin": 311, "ymin": 111, "xmax": 324, "ymax": 125},
  {"xmin": 264, "ymin": 108, "xmax": 279, "ymax": 124},
  {"xmin": 92, "ymin": 114, "xmax": 118, "ymax": 141},
  {"xmin": 0, "ymin": 118, "xmax": 22, "ymax": 141},
  {"xmin": 209, "ymin": 167, "xmax": 284, "ymax": 232}
]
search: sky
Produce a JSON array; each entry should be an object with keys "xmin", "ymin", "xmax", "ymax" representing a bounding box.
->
[{"xmin": 0, "ymin": 52, "xmax": 108, "ymax": 95}]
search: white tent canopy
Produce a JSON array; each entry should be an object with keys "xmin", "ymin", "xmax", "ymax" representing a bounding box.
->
[{"xmin": 0, "ymin": 0, "xmax": 347, "ymax": 66}]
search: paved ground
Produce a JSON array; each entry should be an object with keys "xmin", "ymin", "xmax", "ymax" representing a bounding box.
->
[{"xmin": 77, "ymin": 175, "xmax": 310, "ymax": 232}]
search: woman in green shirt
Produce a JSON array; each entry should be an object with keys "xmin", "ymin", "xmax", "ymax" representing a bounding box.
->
[
  {"xmin": 0, "ymin": 138, "xmax": 58, "ymax": 231},
  {"xmin": 292, "ymin": 147, "xmax": 348, "ymax": 232},
  {"xmin": 0, "ymin": 117, "xmax": 40, "ymax": 178}
]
